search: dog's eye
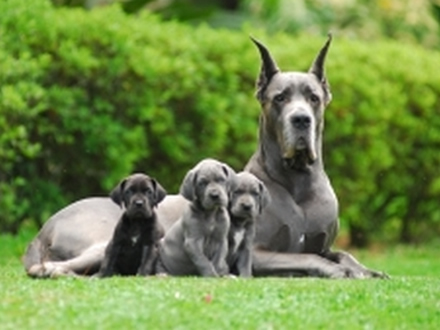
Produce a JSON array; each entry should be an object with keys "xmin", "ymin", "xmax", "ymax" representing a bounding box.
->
[
  {"xmin": 198, "ymin": 179, "xmax": 208, "ymax": 187},
  {"xmin": 216, "ymin": 177, "xmax": 226, "ymax": 184},
  {"xmin": 144, "ymin": 188, "xmax": 153, "ymax": 195},
  {"xmin": 310, "ymin": 93, "xmax": 320, "ymax": 104},
  {"xmin": 274, "ymin": 93, "xmax": 286, "ymax": 103}
]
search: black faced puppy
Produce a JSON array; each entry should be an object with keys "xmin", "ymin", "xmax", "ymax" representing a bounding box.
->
[
  {"xmin": 227, "ymin": 172, "xmax": 270, "ymax": 277},
  {"xmin": 157, "ymin": 159, "xmax": 235, "ymax": 277},
  {"xmin": 97, "ymin": 173, "xmax": 166, "ymax": 277}
]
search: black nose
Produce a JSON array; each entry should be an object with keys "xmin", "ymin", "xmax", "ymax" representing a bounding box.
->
[
  {"xmin": 209, "ymin": 191, "xmax": 220, "ymax": 200},
  {"xmin": 291, "ymin": 114, "xmax": 311, "ymax": 130},
  {"xmin": 135, "ymin": 199, "xmax": 144, "ymax": 207},
  {"xmin": 241, "ymin": 203, "xmax": 252, "ymax": 211}
]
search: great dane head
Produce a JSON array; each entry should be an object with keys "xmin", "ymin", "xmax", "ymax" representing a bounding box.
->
[
  {"xmin": 229, "ymin": 172, "xmax": 271, "ymax": 219},
  {"xmin": 180, "ymin": 159, "xmax": 235, "ymax": 210},
  {"xmin": 251, "ymin": 34, "xmax": 332, "ymax": 170},
  {"xmin": 110, "ymin": 173, "xmax": 167, "ymax": 218}
]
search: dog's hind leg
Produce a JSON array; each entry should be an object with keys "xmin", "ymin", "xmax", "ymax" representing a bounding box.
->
[{"xmin": 28, "ymin": 242, "xmax": 107, "ymax": 278}]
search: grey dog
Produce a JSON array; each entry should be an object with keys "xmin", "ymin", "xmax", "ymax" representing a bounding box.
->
[
  {"xmin": 23, "ymin": 35, "xmax": 386, "ymax": 279},
  {"xmin": 227, "ymin": 172, "xmax": 270, "ymax": 277},
  {"xmin": 245, "ymin": 35, "xmax": 387, "ymax": 278},
  {"xmin": 97, "ymin": 173, "xmax": 166, "ymax": 277},
  {"xmin": 156, "ymin": 159, "xmax": 234, "ymax": 277}
]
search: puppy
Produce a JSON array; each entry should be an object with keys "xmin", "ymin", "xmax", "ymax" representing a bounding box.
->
[
  {"xmin": 227, "ymin": 172, "xmax": 270, "ymax": 277},
  {"xmin": 97, "ymin": 173, "xmax": 166, "ymax": 277},
  {"xmin": 156, "ymin": 159, "xmax": 235, "ymax": 277}
]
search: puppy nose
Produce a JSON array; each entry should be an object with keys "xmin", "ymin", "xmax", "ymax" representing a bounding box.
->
[
  {"xmin": 135, "ymin": 199, "xmax": 144, "ymax": 207},
  {"xmin": 209, "ymin": 191, "xmax": 220, "ymax": 200},
  {"xmin": 291, "ymin": 114, "xmax": 311, "ymax": 130},
  {"xmin": 241, "ymin": 202, "xmax": 252, "ymax": 211}
]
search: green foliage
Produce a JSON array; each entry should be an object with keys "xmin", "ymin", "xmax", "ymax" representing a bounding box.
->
[
  {"xmin": 1, "ymin": 0, "xmax": 440, "ymax": 245},
  {"xmin": 0, "ymin": 0, "xmax": 258, "ymax": 232}
]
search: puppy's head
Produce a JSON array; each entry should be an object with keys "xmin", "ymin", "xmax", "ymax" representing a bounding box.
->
[
  {"xmin": 110, "ymin": 173, "xmax": 167, "ymax": 218},
  {"xmin": 229, "ymin": 172, "xmax": 271, "ymax": 220},
  {"xmin": 180, "ymin": 159, "xmax": 235, "ymax": 210}
]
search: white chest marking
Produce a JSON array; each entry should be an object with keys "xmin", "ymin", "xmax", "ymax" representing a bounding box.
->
[
  {"xmin": 232, "ymin": 229, "xmax": 245, "ymax": 253},
  {"xmin": 131, "ymin": 235, "xmax": 140, "ymax": 245}
]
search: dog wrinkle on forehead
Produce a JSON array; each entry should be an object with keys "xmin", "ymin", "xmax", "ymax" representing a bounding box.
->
[{"xmin": 268, "ymin": 73, "xmax": 322, "ymax": 97}]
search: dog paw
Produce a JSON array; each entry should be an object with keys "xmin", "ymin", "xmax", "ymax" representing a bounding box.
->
[{"xmin": 27, "ymin": 262, "xmax": 73, "ymax": 279}]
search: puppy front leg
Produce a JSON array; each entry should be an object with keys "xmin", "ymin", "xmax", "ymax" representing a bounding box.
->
[
  {"xmin": 97, "ymin": 241, "xmax": 119, "ymax": 278},
  {"xmin": 235, "ymin": 226, "xmax": 255, "ymax": 277},
  {"xmin": 184, "ymin": 238, "xmax": 218, "ymax": 277},
  {"xmin": 137, "ymin": 245, "xmax": 157, "ymax": 276},
  {"xmin": 213, "ymin": 237, "xmax": 229, "ymax": 276}
]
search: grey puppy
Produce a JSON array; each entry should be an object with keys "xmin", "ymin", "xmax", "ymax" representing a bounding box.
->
[
  {"xmin": 227, "ymin": 172, "xmax": 270, "ymax": 277},
  {"xmin": 156, "ymin": 159, "xmax": 234, "ymax": 277},
  {"xmin": 97, "ymin": 173, "xmax": 166, "ymax": 277}
]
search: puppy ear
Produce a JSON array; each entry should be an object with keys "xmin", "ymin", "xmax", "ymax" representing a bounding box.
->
[
  {"xmin": 221, "ymin": 163, "xmax": 236, "ymax": 180},
  {"xmin": 152, "ymin": 179, "xmax": 167, "ymax": 206},
  {"xmin": 258, "ymin": 181, "xmax": 271, "ymax": 214},
  {"xmin": 179, "ymin": 170, "xmax": 196, "ymax": 201},
  {"xmin": 110, "ymin": 178, "xmax": 127, "ymax": 207}
]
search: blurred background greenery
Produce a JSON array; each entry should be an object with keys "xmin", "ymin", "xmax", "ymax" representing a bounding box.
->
[{"xmin": 1, "ymin": 0, "xmax": 440, "ymax": 248}]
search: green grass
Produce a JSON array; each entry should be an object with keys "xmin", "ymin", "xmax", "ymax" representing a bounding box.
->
[{"xmin": 1, "ymin": 234, "xmax": 439, "ymax": 329}]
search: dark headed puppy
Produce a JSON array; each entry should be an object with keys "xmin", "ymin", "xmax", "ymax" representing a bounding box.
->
[
  {"xmin": 228, "ymin": 172, "xmax": 270, "ymax": 277},
  {"xmin": 157, "ymin": 159, "xmax": 235, "ymax": 277},
  {"xmin": 97, "ymin": 173, "xmax": 166, "ymax": 277}
]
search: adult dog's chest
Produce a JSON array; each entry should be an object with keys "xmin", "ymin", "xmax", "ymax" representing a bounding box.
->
[{"xmin": 257, "ymin": 176, "xmax": 338, "ymax": 253}]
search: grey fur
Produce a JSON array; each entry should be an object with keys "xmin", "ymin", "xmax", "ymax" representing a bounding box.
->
[
  {"xmin": 156, "ymin": 159, "xmax": 234, "ymax": 277},
  {"xmin": 246, "ymin": 35, "xmax": 387, "ymax": 278},
  {"xmin": 227, "ymin": 172, "xmax": 270, "ymax": 277}
]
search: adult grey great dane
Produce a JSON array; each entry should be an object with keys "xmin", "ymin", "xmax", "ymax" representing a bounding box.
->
[
  {"xmin": 245, "ymin": 35, "xmax": 386, "ymax": 278},
  {"xmin": 23, "ymin": 35, "xmax": 386, "ymax": 279}
]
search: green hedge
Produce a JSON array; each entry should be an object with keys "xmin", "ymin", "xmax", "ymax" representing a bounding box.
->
[{"xmin": 1, "ymin": 0, "xmax": 440, "ymax": 244}]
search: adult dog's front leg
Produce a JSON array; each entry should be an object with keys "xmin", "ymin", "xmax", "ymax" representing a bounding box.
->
[
  {"xmin": 322, "ymin": 250, "xmax": 389, "ymax": 279},
  {"xmin": 252, "ymin": 249, "xmax": 359, "ymax": 278},
  {"xmin": 184, "ymin": 238, "xmax": 218, "ymax": 277}
]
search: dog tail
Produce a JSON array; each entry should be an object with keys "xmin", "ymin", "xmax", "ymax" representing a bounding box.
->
[{"xmin": 22, "ymin": 238, "xmax": 45, "ymax": 273}]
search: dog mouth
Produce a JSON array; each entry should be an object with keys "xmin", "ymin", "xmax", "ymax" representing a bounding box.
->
[
  {"xmin": 283, "ymin": 138, "xmax": 317, "ymax": 169},
  {"xmin": 126, "ymin": 207, "xmax": 153, "ymax": 218}
]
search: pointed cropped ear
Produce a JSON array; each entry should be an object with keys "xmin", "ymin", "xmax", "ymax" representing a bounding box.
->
[
  {"xmin": 110, "ymin": 178, "xmax": 127, "ymax": 207},
  {"xmin": 258, "ymin": 181, "xmax": 271, "ymax": 214},
  {"xmin": 309, "ymin": 33, "xmax": 333, "ymax": 104},
  {"xmin": 179, "ymin": 169, "xmax": 196, "ymax": 202},
  {"xmin": 250, "ymin": 36, "xmax": 280, "ymax": 102},
  {"xmin": 152, "ymin": 179, "xmax": 167, "ymax": 206}
]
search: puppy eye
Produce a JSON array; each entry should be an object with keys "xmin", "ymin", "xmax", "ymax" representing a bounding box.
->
[
  {"xmin": 198, "ymin": 179, "xmax": 208, "ymax": 187},
  {"xmin": 144, "ymin": 188, "xmax": 153, "ymax": 195},
  {"xmin": 310, "ymin": 93, "xmax": 320, "ymax": 104},
  {"xmin": 216, "ymin": 177, "xmax": 226, "ymax": 184},
  {"xmin": 274, "ymin": 93, "xmax": 286, "ymax": 103}
]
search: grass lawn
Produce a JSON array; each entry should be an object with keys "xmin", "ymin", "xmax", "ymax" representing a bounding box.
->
[{"xmin": 1, "ymin": 232, "xmax": 439, "ymax": 329}]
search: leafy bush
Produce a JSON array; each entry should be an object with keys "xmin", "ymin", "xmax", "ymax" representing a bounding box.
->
[{"xmin": 1, "ymin": 0, "xmax": 440, "ymax": 245}]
